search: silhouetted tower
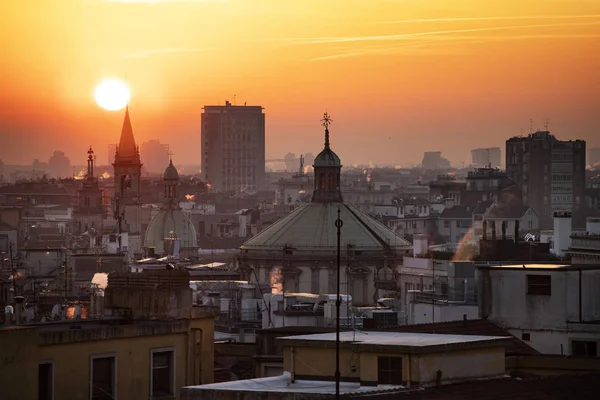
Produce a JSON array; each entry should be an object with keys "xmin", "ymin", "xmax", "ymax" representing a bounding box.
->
[
  {"xmin": 312, "ymin": 112, "xmax": 343, "ymax": 203},
  {"xmin": 74, "ymin": 147, "xmax": 105, "ymax": 234},
  {"xmin": 113, "ymin": 106, "xmax": 142, "ymax": 205},
  {"xmin": 163, "ymin": 157, "xmax": 179, "ymax": 207}
]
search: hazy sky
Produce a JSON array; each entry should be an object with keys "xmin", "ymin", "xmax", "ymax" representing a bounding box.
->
[{"xmin": 1, "ymin": 0, "xmax": 599, "ymax": 167}]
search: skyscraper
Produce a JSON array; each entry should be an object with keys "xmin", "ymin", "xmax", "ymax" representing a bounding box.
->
[
  {"xmin": 140, "ymin": 139, "xmax": 170, "ymax": 175},
  {"xmin": 506, "ymin": 130, "xmax": 586, "ymax": 228},
  {"xmin": 201, "ymin": 101, "xmax": 265, "ymax": 192},
  {"xmin": 471, "ymin": 147, "xmax": 501, "ymax": 168}
]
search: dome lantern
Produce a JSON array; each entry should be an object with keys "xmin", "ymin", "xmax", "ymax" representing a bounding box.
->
[{"xmin": 312, "ymin": 112, "xmax": 343, "ymax": 203}]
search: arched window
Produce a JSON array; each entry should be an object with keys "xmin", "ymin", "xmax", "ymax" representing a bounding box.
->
[
  {"xmin": 329, "ymin": 173, "xmax": 334, "ymax": 189},
  {"xmin": 320, "ymin": 173, "xmax": 326, "ymax": 189}
]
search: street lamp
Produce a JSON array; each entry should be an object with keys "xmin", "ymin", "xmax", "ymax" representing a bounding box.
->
[{"xmin": 334, "ymin": 208, "xmax": 343, "ymax": 400}]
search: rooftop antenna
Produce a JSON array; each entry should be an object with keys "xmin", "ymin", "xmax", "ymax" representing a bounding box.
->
[
  {"xmin": 233, "ymin": 94, "xmax": 237, "ymax": 106},
  {"xmin": 529, "ymin": 119, "xmax": 533, "ymax": 134},
  {"xmin": 520, "ymin": 128, "xmax": 524, "ymax": 137},
  {"xmin": 544, "ymin": 118, "xmax": 550, "ymax": 131}
]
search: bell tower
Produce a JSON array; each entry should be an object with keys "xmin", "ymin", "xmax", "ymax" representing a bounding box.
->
[
  {"xmin": 312, "ymin": 112, "xmax": 343, "ymax": 203},
  {"xmin": 74, "ymin": 147, "xmax": 106, "ymax": 234},
  {"xmin": 113, "ymin": 106, "xmax": 142, "ymax": 205}
]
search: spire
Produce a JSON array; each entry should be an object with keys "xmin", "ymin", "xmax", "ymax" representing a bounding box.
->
[
  {"xmin": 115, "ymin": 106, "xmax": 139, "ymax": 163},
  {"xmin": 87, "ymin": 146, "xmax": 95, "ymax": 178},
  {"xmin": 321, "ymin": 112, "xmax": 333, "ymax": 150},
  {"xmin": 313, "ymin": 112, "xmax": 343, "ymax": 203}
]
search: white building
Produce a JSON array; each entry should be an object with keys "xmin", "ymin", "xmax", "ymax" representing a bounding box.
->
[
  {"xmin": 477, "ymin": 263, "xmax": 600, "ymax": 356},
  {"xmin": 567, "ymin": 217, "xmax": 600, "ymax": 264},
  {"xmin": 262, "ymin": 293, "xmax": 352, "ymax": 329}
]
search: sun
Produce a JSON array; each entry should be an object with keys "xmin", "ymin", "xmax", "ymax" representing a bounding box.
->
[{"xmin": 94, "ymin": 78, "xmax": 130, "ymax": 111}]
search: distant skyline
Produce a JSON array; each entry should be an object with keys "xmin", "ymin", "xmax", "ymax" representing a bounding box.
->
[{"xmin": 1, "ymin": 0, "xmax": 599, "ymax": 166}]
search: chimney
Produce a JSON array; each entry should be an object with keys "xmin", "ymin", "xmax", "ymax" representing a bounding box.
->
[
  {"xmin": 553, "ymin": 211, "xmax": 573, "ymax": 258},
  {"xmin": 514, "ymin": 220, "xmax": 520, "ymax": 243},
  {"xmin": 14, "ymin": 296, "xmax": 24, "ymax": 325},
  {"xmin": 444, "ymin": 198, "xmax": 455, "ymax": 209},
  {"xmin": 482, "ymin": 221, "xmax": 488, "ymax": 240}
]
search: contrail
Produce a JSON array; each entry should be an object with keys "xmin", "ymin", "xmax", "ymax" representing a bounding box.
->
[
  {"xmin": 377, "ymin": 15, "xmax": 600, "ymax": 25},
  {"xmin": 287, "ymin": 21, "xmax": 600, "ymax": 44}
]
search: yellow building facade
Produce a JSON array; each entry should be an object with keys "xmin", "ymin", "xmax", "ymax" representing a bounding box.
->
[{"xmin": 0, "ymin": 315, "xmax": 214, "ymax": 400}]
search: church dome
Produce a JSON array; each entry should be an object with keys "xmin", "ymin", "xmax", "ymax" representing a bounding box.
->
[
  {"xmin": 163, "ymin": 160, "xmax": 179, "ymax": 181},
  {"xmin": 144, "ymin": 209, "xmax": 197, "ymax": 257},
  {"xmin": 314, "ymin": 148, "xmax": 341, "ymax": 167},
  {"xmin": 241, "ymin": 202, "xmax": 411, "ymax": 255}
]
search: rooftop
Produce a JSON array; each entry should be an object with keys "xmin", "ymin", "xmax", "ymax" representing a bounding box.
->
[
  {"xmin": 182, "ymin": 372, "xmax": 397, "ymax": 397},
  {"xmin": 277, "ymin": 331, "xmax": 511, "ymax": 353},
  {"xmin": 477, "ymin": 263, "xmax": 600, "ymax": 271},
  {"xmin": 344, "ymin": 373, "xmax": 600, "ymax": 400},
  {"xmin": 241, "ymin": 202, "xmax": 411, "ymax": 253},
  {"xmin": 375, "ymin": 318, "xmax": 537, "ymax": 355}
]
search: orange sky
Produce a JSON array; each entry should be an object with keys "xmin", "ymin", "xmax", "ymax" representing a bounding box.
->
[{"xmin": 1, "ymin": 0, "xmax": 599, "ymax": 167}]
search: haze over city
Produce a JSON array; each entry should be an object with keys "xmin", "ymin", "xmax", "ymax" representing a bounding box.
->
[{"xmin": 2, "ymin": 0, "xmax": 599, "ymax": 166}]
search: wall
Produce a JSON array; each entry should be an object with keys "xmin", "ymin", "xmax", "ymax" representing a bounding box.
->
[
  {"xmin": 486, "ymin": 268, "xmax": 600, "ymax": 330},
  {"xmin": 506, "ymin": 326, "xmax": 600, "ymax": 355},
  {"xmin": 0, "ymin": 327, "xmax": 38, "ymax": 400},
  {"xmin": 409, "ymin": 302, "xmax": 478, "ymax": 325},
  {"xmin": 283, "ymin": 346, "xmax": 360, "ymax": 382},
  {"xmin": 417, "ymin": 347, "xmax": 505, "ymax": 385},
  {"xmin": 0, "ymin": 316, "xmax": 214, "ymax": 400},
  {"xmin": 38, "ymin": 331, "xmax": 189, "ymax": 400},
  {"xmin": 283, "ymin": 343, "xmax": 504, "ymax": 387},
  {"xmin": 481, "ymin": 267, "xmax": 600, "ymax": 355}
]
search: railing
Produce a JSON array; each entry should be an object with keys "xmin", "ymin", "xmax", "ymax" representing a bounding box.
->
[{"xmin": 412, "ymin": 288, "xmax": 478, "ymax": 304}]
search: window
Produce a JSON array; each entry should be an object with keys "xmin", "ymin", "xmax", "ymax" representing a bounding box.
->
[
  {"xmin": 151, "ymin": 349, "xmax": 174, "ymax": 398},
  {"xmin": 572, "ymin": 341, "xmax": 598, "ymax": 357},
  {"xmin": 527, "ymin": 275, "xmax": 551, "ymax": 296},
  {"xmin": 521, "ymin": 332, "xmax": 531, "ymax": 341},
  {"xmin": 443, "ymin": 220, "xmax": 450, "ymax": 228},
  {"xmin": 377, "ymin": 356, "xmax": 403, "ymax": 385},
  {"xmin": 38, "ymin": 361, "xmax": 53, "ymax": 400},
  {"xmin": 90, "ymin": 354, "xmax": 116, "ymax": 400}
]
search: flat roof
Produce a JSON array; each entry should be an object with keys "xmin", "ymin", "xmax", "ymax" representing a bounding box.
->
[
  {"xmin": 182, "ymin": 372, "xmax": 398, "ymax": 395},
  {"xmin": 277, "ymin": 331, "xmax": 511, "ymax": 354},
  {"xmin": 476, "ymin": 263, "xmax": 600, "ymax": 271}
]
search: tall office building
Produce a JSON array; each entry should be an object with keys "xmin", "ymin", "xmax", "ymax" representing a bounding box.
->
[
  {"xmin": 141, "ymin": 139, "xmax": 170, "ymax": 175},
  {"xmin": 588, "ymin": 147, "xmax": 600, "ymax": 167},
  {"xmin": 506, "ymin": 130, "xmax": 586, "ymax": 228},
  {"xmin": 421, "ymin": 151, "xmax": 450, "ymax": 170},
  {"xmin": 471, "ymin": 147, "xmax": 501, "ymax": 168},
  {"xmin": 201, "ymin": 101, "xmax": 265, "ymax": 192}
]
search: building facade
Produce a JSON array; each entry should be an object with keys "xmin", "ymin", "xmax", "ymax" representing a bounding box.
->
[
  {"xmin": 201, "ymin": 101, "xmax": 265, "ymax": 192},
  {"xmin": 471, "ymin": 147, "xmax": 501, "ymax": 168},
  {"xmin": 505, "ymin": 131, "xmax": 586, "ymax": 228},
  {"xmin": 477, "ymin": 263, "xmax": 600, "ymax": 357},
  {"xmin": 141, "ymin": 139, "xmax": 170, "ymax": 175}
]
